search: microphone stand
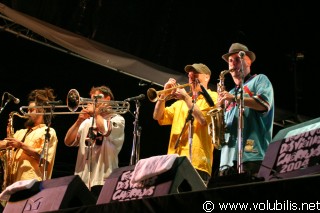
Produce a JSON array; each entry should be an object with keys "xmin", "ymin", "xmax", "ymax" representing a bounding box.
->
[
  {"xmin": 39, "ymin": 106, "xmax": 54, "ymax": 180},
  {"xmin": 237, "ymin": 56, "xmax": 245, "ymax": 174},
  {"xmin": 129, "ymin": 99, "xmax": 142, "ymax": 165},
  {"xmin": 0, "ymin": 100, "xmax": 10, "ymax": 115},
  {"xmin": 85, "ymin": 97, "xmax": 98, "ymax": 190},
  {"xmin": 188, "ymin": 101, "xmax": 195, "ymax": 162},
  {"xmin": 0, "ymin": 92, "xmax": 12, "ymax": 115},
  {"xmin": 174, "ymin": 96, "xmax": 195, "ymax": 162}
]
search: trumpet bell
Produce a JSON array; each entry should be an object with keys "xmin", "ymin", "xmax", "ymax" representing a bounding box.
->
[{"xmin": 146, "ymin": 88, "xmax": 158, "ymax": 102}]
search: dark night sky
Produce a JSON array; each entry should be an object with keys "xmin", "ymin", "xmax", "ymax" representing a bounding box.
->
[{"xmin": 0, "ymin": 0, "xmax": 318, "ymax": 177}]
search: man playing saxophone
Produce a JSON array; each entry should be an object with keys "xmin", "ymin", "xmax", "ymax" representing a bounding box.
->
[
  {"xmin": 0, "ymin": 88, "xmax": 58, "ymax": 191},
  {"xmin": 217, "ymin": 43, "xmax": 274, "ymax": 177},
  {"xmin": 153, "ymin": 63, "xmax": 218, "ymax": 186}
]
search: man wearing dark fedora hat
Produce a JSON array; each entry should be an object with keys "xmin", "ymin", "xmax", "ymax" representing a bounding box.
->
[
  {"xmin": 217, "ymin": 42, "xmax": 274, "ymax": 177},
  {"xmin": 153, "ymin": 63, "xmax": 218, "ymax": 186}
]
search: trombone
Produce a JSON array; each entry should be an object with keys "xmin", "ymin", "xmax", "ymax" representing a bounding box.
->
[
  {"xmin": 147, "ymin": 83, "xmax": 191, "ymax": 102},
  {"xmin": 19, "ymin": 89, "xmax": 130, "ymax": 115}
]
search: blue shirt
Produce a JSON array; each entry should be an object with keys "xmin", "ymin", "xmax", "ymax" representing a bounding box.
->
[{"xmin": 220, "ymin": 74, "xmax": 274, "ymax": 170}]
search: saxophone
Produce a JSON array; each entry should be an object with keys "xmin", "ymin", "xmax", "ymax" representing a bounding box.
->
[
  {"xmin": 207, "ymin": 70, "xmax": 232, "ymax": 149},
  {"xmin": 0, "ymin": 111, "xmax": 27, "ymax": 191}
]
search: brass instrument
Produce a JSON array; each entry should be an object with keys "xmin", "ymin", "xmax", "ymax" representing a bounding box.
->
[
  {"xmin": 147, "ymin": 83, "xmax": 191, "ymax": 102},
  {"xmin": 207, "ymin": 69, "xmax": 233, "ymax": 149},
  {"xmin": 66, "ymin": 89, "xmax": 130, "ymax": 114},
  {"xmin": 19, "ymin": 89, "xmax": 130, "ymax": 115},
  {"xmin": 0, "ymin": 111, "xmax": 27, "ymax": 191}
]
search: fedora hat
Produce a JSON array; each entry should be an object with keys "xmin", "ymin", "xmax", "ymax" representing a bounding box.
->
[
  {"xmin": 184, "ymin": 63, "xmax": 211, "ymax": 75},
  {"xmin": 222, "ymin": 43, "xmax": 256, "ymax": 63}
]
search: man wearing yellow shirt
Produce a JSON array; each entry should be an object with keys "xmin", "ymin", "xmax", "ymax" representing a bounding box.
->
[
  {"xmin": 0, "ymin": 88, "xmax": 58, "ymax": 189},
  {"xmin": 153, "ymin": 63, "xmax": 218, "ymax": 186}
]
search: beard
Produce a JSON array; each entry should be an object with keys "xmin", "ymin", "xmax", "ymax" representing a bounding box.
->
[{"xmin": 24, "ymin": 118, "xmax": 35, "ymax": 128}]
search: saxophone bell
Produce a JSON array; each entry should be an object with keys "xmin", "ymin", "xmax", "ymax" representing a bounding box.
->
[
  {"xmin": 207, "ymin": 69, "xmax": 231, "ymax": 150},
  {"xmin": 207, "ymin": 107, "xmax": 225, "ymax": 150}
]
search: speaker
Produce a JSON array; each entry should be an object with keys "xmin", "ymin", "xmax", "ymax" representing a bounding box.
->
[
  {"xmin": 258, "ymin": 117, "xmax": 320, "ymax": 181},
  {"xmin": 97, "ymin": 156, "xmax": 206, "ymax": 204},
  {"xmin": 3, "ymin": 175, "xmax": 96, "ymax": 212}
]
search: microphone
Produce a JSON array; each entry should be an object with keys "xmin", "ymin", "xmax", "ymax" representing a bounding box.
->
[
  {"xmin": 94, "ymin": 94, "xmax": 104, "ymax": 99},
  {"xmin": 125, "ymin": 94, "xmax": 145, "ymax": 102},
  {"xmin": 196, "ymin": 80, "xmax": 214, "ymax": 107},
  {"xmin": 6, "ymin": 92, "xmax": 20, "ymax": 104},
  {"xmin": 46, "ymin": 100, "xmax": 63, "ymax": 105},
  {"xmin": 238, "ymin": 51, "xmax": 246, "ymax": 58}
]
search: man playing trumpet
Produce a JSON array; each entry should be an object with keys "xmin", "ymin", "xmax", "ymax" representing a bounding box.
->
[{"xmin": 153, "ymin": 63, "xmax": 218, "ymax": 185}]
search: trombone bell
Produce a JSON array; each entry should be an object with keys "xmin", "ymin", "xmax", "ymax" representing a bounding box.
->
[
  {"xmin": 66, "ymin": 89, "xmax": 131, "ymax": 114},
  {"xmin": 67, "ymin": 89, "xmax": 80, "ymax": 112}
]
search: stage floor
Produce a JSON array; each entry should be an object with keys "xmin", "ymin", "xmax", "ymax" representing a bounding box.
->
[{"xmin": 45, "ymin": 173, "xmax": 320, "ymax": 212}]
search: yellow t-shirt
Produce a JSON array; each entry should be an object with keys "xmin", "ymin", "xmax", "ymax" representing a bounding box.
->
[
  {"xmin": 158, "ymin": 90, "xmax": 218, "ymax": 176},
  {"xmin": 11, "ymin": 124, "xmax": 58, "ymax": 183}
]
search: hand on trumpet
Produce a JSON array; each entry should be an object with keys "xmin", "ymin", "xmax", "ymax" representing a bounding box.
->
[
  {"xmin": 162, "ymin": 78, "xmax": 190, "ymax": 101},
  {"xmin": 163, "ymin": 78, "xmax": 178, "ymax": 94},
  {"xmin": 172, "ymin": 87, "xmax": 190, "ymax": 101}
]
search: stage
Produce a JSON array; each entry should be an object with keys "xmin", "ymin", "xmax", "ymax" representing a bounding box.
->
[
  {"xmin": 2, "ymin": 117, "xmax": 320, "ymax": 213},
  {"xmin": 2, "ymin": 172, "xmax": 319, "ymax": 213},
  {"xmin": 48, "ymin": 173, "xmax": 320, "ymax": 212}
]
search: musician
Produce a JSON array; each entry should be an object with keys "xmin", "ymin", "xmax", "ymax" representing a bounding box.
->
[
  {"xmin": 153, "ymin": 63, "xmax": 218, "ymax": 186},
  {"xmin": 64, "ymin": 85, "xmax": 125, "ymax": 198},
  {"xmin": 0, "ymin": 88, "xmax": 58, "ymax": 187},
  {"xmin": 217, "ymin": 43, "xmax": 274, "ymax": 176}
]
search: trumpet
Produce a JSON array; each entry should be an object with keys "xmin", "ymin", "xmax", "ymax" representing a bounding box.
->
[
  {"xmin": 19, "ymin": 89, "xmax": 130, "ymax": 115},
  {"xmin": 147, "ymin": 83, "xmax": 191, "ymax": 102}
]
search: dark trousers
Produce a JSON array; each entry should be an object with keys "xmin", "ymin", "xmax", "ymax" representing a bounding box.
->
[{"xmin": 219, "ymin": 161, "xmax": 262, "ymax": 177}]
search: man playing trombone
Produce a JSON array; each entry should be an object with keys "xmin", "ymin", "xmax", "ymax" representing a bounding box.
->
[
  {"xmin": 153, "ymin": 63, "xmax": 218, "ymax": 186},
  {"xmin": 64, "ymin": 85, "xmax": 125, "ymax": 199}
]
